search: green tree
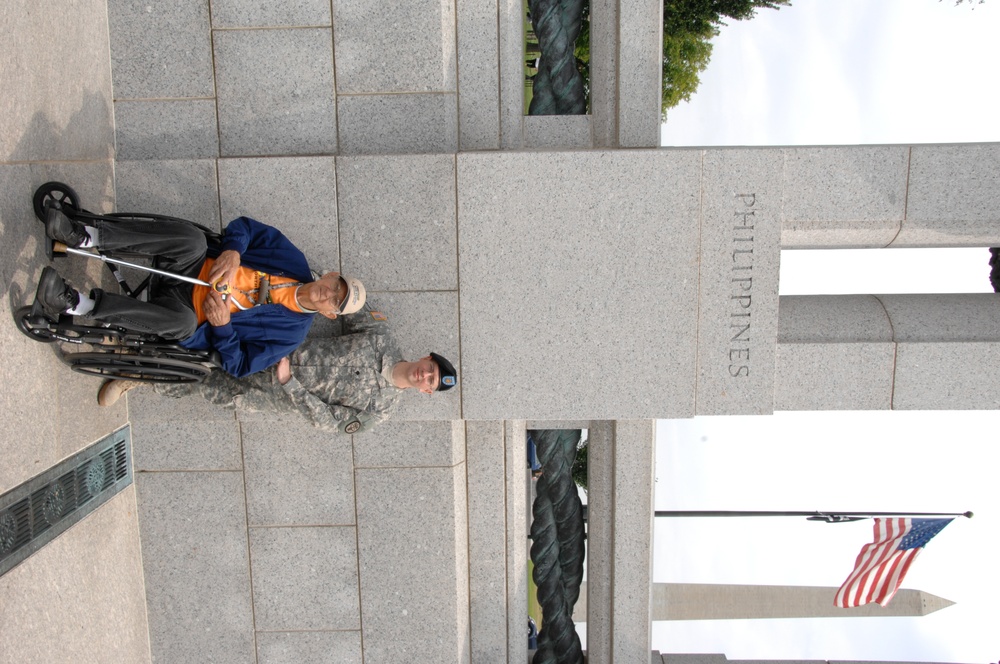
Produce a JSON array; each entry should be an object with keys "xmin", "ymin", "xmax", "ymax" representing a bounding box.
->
[
  {"xmin": 574, "ymin": 2, "xmax": 591, "ymax": 111},
  {"xmin": 567, "ymin": 0, "xmax": 789, "ymax": 119},
  {"xmin": 659, "ymin": 0, "xmax": 788, "ymax": 118},
  {"xmin": 665, "ymin": 0, "xmax": 790, "ymax": 34},
  {"xmin": 662, "ymin": 27, "xmax": 716, "ymax": 118}
]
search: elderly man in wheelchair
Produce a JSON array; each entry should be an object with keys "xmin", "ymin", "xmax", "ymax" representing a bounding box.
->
[{"xmin": 25, "ymin": 182, "xmax": 366, "ymax": 396}]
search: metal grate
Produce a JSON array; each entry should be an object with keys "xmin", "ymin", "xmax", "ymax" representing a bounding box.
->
[{"xmin": 0, "ymin": 426, "xmax": 132, "ymax": 577}]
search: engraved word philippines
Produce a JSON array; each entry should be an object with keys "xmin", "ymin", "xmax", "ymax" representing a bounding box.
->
[{"xmin": 729, "ymin": 193, "xmax": 755, "ymax": 378}]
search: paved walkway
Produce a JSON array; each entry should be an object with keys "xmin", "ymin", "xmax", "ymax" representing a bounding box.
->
[
  {"xmin": 0, "ymin": 0, "xmax": 541, "ymax": 660},
  {"xmin": 1, "ymin": 3, "xmax": 477, "ymax": 663},
  {"xmin": 0, "ymin": 1, "xmax": 150, "ymax": 662}
]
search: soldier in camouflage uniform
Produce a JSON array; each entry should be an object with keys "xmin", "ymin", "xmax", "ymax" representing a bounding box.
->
[{"xmin": 103, "ymin": 310, "xmax": 458, "ymax": 435}]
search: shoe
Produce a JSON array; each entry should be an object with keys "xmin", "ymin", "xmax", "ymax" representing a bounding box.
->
[
  {"xmin": 97, "ymin": 379, "xmax": 142, "ymax": 406},
  {"xmin": 32, "ymin": 267, "xmax": 79, "ymax": 317},
  {"xmin": 44, "ymin": 205, "xmax": 88, "ymax": 248}
]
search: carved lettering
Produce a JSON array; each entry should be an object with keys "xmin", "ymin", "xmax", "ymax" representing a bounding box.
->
[
  {"xmin": 729, "ymin": 365, "xmax": 750, "ymax": 378},
  {"xmin": 726, "ymin": 194, "xmax": 757, "ymax": 379},
  {"xmin": 730, "ymin": 318, "xmax": 750, "ymax": 341},
  {"xmin": 732, "ymin": 276, "xmax": 752, "ymax": 291}
]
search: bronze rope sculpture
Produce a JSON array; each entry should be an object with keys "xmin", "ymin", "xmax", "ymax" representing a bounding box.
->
[
  {"xmin": 529, "ymin": 429, "xmax": 585, "ymax": 664},
  {"xmin": 527, "ymin": 0, "xmax": 587, "ymax": 115}
]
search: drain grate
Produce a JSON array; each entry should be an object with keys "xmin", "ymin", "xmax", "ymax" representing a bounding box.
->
[{"xmin": 0, "ymin": 425, "xmax": 132, "ymax": 577}]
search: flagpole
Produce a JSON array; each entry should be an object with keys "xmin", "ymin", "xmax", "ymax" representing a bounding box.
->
[
  {"xmin": 577, "ymin": 508, "xmax": 971, "ymax": 524},
  {"xmin": 651, "ymin": 510, "xmax": 973, "ymax": 522}
]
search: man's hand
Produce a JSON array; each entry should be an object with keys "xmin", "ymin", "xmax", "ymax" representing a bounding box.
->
[
  {"xmin": 276, "ymin": 357, "xmax": 291, "ymax": 385},
  {"xmin": 208, "ymin": 249, "xmax": 241, "ymax": 292},
  {"xmin": 204, "ymin": 289, "xmax": 231, "ymax": 326}
]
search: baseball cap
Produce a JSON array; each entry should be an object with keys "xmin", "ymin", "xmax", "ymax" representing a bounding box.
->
[{"xmin": 337, "ymin": 275, "xmax": 367, "ymax": 315}]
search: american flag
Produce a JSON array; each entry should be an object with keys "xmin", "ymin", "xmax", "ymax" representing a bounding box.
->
[{"xmin": 834, "ymin": 517, "xmax": 954, "ymax": 608}]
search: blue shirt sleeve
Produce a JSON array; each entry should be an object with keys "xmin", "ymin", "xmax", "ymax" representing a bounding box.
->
[
  {"xmin": 208, "ymin": 322, "xmax": 297, "ymax": 378},
  {"xmin": 208, "ymin": 323, "xmax": 269, "ymax": 378}
]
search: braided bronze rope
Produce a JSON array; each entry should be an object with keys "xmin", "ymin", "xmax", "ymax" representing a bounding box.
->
[
  {"xmin": 530, "ymin": 429, "xmax": 585, "ymax": 664},
  {"xmin": 527, "ymin": 0, "xmax": 587, "ymax": 115}
]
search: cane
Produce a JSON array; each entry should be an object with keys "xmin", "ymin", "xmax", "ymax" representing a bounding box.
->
[{"xmin": 53, "ymin": 242, "xmax": 231, "ymax": 296}]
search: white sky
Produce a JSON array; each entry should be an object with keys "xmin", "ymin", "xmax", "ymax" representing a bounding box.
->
[{"xmin": 650, "ymin": 1, "xmax": 1000, "ymax": 662}]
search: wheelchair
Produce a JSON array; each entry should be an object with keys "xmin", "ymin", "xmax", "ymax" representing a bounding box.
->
[{"xmin": 14, "ymin": 181, "xmax": 222, "ymax": 384}]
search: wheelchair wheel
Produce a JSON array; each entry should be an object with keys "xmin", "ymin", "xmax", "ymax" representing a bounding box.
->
[
  {"xmin": 68, "ymin": 352, "xmax": 212, "ymax": 383},
  {"xmin": 33, "ymin": 182, "xmax": 81, "ymax": 222},
  {"xmin": 13, "ymin": 306, "xmax": 58, "ymax": 343},
  {"xmin": 13, "ymin": 306, "xmax": 125, "ymax": 345}
]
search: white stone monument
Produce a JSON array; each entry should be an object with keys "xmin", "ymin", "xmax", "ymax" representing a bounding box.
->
[{"xmin": 6, "ymin": 0, "xmax": 997, "ymax": 662}]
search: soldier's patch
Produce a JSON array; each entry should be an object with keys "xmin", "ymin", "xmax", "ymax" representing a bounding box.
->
[
  {"xmin": 369, "ymin": 311, "xmax": 387, "ymax": 321},
  {"xmin": 345, "ymin": 420, "xmax": 361, "ymax": 434}
]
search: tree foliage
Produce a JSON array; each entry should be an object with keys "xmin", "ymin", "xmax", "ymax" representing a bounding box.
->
[
  {"xmin": 568, "ymin": 0, "xmax": 789, "ymax": 120},
  {"xmin": 574, "ymin": 2, "xmax": 591, "ymax": 111},
  {"xmin": 662, "ymin": 27, "xmax": 717, "ymax": 116},
  {"xmin": 659, "ymin": 0, "xmax": 789, "ymax": 119},
  {"xmin": 664, "ymin": 0, "xmax": 790, "ymax": 35}
]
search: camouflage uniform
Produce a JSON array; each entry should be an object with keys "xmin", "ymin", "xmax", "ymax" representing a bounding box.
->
[{"xmin": 156, "ymin": 312, "xmax": 402, "ymax": 434}]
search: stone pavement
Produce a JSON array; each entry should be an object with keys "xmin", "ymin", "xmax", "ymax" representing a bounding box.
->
[
  {"xmin": 7, "ymin": 1, "xmax": 1000, "ymax": 662},
  {"xmin": 0, "ymin": 1, "xmax": 149, "ymax": 662},
  {"xmin": 0, "ymin": 0, "xmax": 532, "ymax": 661},
  {"xmin": 1, "ymin": 0, "xmax": 679, "ymax": 657}
]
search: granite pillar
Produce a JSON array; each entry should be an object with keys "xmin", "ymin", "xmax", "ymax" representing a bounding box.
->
[
  {"xmin": 780, "ymin": 145, "xmax": 1000, "ymax": 249},
  {"xmin": 776, "ymin": 293, "xmax": 1000, "ymax": 411}
]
